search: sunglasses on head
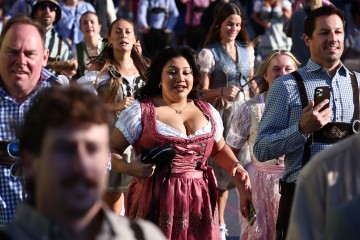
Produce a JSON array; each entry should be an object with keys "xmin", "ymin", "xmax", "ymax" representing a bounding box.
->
[
  {"xmin": 7, "ymin": 141, "xmax": 20, "ymax": 159},
  {"xmin": 38, "ymin": 2, "xmax": 58, "ymax": 12}
]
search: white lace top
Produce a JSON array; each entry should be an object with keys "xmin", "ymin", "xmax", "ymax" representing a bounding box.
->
[
  {"xmin": 115, "ymin": 100, "xmax": 224, "ymax": 145},
  {"xmin": 76, "ymin": 70, "xmax": 140, "ymax": 95},
  {"xmin": 76, "ymin": 70, "xmax": 110, "ymax": 93}
]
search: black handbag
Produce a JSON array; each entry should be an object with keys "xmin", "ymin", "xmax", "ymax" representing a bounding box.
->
[
  {"xmin": 140, "ymin": 145, "xmax": 175, "ymax": 172},
  {"xmin": 141, "ymin": 145, "xmax": 176, "ymax": 222}
]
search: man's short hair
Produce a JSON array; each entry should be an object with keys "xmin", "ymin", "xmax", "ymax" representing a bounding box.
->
[
  {"xmin": 0, "ymin": 15, "xmax": 46, "ymax": 49},
  {"xmin": 20, "ymin": 84, "xmax": 112, "ymax": 157},
  {"xmin": 304, "ymin": 5, "xmax": 345, "ymax": 39}
]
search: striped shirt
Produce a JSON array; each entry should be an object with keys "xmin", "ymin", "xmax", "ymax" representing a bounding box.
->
[
  {"xmin": 46, "ymin": 28, "xmax": 72, "ymax": 62},
  {"xmin": 254, "ymin": 59, "xmax": 360, "ymax": 182},
  {"xmin": 0, "ymin": 72, "xmax": 52, "ymax": 229}
]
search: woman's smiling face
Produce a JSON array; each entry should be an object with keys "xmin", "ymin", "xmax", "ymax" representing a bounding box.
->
[
  {"xmin": 220, "ymin": 14, "xmax": 242, "ymax": 43},
  {"xmin": 160, "ymin": 56, "xmax": 193, "ymax": 103}
]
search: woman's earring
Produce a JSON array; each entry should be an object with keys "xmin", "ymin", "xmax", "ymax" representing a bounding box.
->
[{"xmin": 158, "ymin": 83, "xmax": 162, "ymax": 88}]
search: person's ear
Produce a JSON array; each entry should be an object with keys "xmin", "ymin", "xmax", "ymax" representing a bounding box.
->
[
  {"xmin": 42, "ymin": 48, "xmax": 49, "ymax": 67},
  {"xmin": 304, "ymin": 34, "xmax": 311, "ymax": 48}
]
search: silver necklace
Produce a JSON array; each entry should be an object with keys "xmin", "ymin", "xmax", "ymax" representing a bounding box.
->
[{"xmin": 168, "ymin": 103, "xmax": 188, "ymax": 114}]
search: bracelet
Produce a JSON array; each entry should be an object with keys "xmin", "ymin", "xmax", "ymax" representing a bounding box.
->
[{"xmin": 221, "ymin": 87, "xmax": 224, "ymax": 96}]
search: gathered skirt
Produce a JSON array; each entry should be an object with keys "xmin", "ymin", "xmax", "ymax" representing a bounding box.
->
[{"xmin": 239, "ymin": 161, "xmax": 284, "ymax": 240}]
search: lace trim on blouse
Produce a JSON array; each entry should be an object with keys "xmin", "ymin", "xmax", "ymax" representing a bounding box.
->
[
  {"xmin": 76, "ymin": 70, "xmax": 109, "ymax": 93},
  {"xmin": 115, "ymin": 100, "xmax": 224, "ymax": 145}
]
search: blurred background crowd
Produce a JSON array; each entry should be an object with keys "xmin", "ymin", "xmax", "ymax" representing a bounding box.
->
[{"xmin": 0, "ymin": 0, "xmax": 358, "ymax": 74}]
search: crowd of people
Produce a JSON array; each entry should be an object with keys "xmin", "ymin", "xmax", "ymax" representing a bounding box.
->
[{"xmin": 0, "ymin": 0, "xmax": 359, "ymax": 240}]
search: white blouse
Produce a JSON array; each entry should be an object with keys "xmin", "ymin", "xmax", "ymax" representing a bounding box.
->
[
  {"xmin": 76, "ymin": 70, "xmax": 109, "ymax": 93},
  {"xmin": 115, "ymin": 100, "xmax": 224, "ymax": 145}
]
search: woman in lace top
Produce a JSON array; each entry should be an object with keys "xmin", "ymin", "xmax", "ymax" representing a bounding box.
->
[
  {"xmin": 110, "ymin": 47, "xmax": 252, "ymax": 239},
  {"xmin": 226, "ymin": 50, "xmax": 300, "ymax": 240},
  {"xmin": 197, "ymin": 3, "xmax": 255, "ymax": 237},
  {"xmin": 76, "ymin": 18, "xmax": 149, "ymax": 215}
]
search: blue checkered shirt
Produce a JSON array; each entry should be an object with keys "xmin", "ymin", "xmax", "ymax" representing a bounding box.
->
[
  {"xmin": 254, "ymin": 59, "xmax": 360, "ymax": 182},
  {"xmin": 0, "ymin": 72, "xmax": 52, "ymax": 229}
]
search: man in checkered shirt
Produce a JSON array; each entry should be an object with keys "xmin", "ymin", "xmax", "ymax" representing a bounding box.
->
[
  {"xmin": 253, "ymin": 5, "xmax": 360, "ymax": 240},
  {"xmin": 0, "ymin": 15, "xmax": 60, "ymax": 229}
]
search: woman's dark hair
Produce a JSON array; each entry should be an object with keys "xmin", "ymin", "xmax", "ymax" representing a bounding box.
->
[
  {"xmin": 204, "ymin": 2, "xmax": 250, "ymax": 47},
  {"xmin": 91, "ymin": 18, "xmax": 149, "ymax": 103},
  {"xmin": 137, "ymin": 47, "xmax": 202, "ymax": 100}
]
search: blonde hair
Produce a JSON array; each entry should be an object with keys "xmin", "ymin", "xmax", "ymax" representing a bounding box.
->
[
  {"xmin": 254, "ymin": 50, "xmax": 300, "ymax": 93},
  {"xmin": 308, "ymin": 0, "xmax": 323, "ymax": 10}
]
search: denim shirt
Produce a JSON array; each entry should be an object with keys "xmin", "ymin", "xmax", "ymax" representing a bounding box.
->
[{"xmin": 208, "ymin": 41, "xmax": 251, "ymax": 91}]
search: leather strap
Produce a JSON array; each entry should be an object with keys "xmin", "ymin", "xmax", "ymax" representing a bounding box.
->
[{"xmin": 292, "ymin": 71, "xmax": 312, "ymax": 167}]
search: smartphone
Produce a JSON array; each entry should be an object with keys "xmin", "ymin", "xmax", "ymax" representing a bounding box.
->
[
  {"xmin": 248, "ymin": 202, "xmax": 256, "ymax": 226},
  {"xmin": 314, "ymin": 86, "xmax": 330, "ymax": 112}
]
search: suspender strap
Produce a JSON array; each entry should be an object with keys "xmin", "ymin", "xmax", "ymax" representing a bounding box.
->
[
  {"xmin": 292, "ymin": 71, "xmax": 308, "ymax": 107},
  {"xmin": 351, "ymin": 71, "xmax": 359, "ymax": 120},
  {"xmin": 57, "ymin": 38, "xmax": 62, "ymax": 58},
  {"xmin": 291, "ymin": 71, "xmax": 312, "ymax": 167},
  {"xmin": 48, "ymin": 29, "xmax": 56, "ymax": 57},
  {"xmin": 75, "ymin": 42, "xmax": 87, "ymax": 77}
]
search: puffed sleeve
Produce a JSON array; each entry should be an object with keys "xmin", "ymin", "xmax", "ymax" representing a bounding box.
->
[
  {"xmin": 198, "ymin": 48, "xmax": 215, "ymax": 73},
  {"xmin": 226, "ymin": 102, "xmax": 251, "ymax": 150},
  {"xmin": 208, "ymin": 104, "xmax": 224, "ymax": 142},
  {"xmin": 282, "ymin": 0, "xmax": 292, "ymax": 10},
  {"xmin": 115, "ymin": 101, "xmax": 143, "ymax": 145},
  {"xmin": 76, "ymin": 71, "xmax": 110, "ymax": 94},
  {"xmin": 247, "ymin": 45, "xmax": 255, "ymax": 69}
]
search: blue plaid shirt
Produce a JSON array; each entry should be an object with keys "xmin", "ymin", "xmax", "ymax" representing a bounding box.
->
[
  {"xmin": 0, "ymin": 72, "xmax": 52, "ymax": 229},
  {"xmin": 254, "ymin": 59, "xmax": 360, "ymax": 182}
]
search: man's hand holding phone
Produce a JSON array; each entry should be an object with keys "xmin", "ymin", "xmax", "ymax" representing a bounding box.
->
[
  {"xmin": 314, "ymin": 87, "xmax": 330, "ymax": 111},
  {"xmin": 299, "ymin": 87, "xmax": 332, "ymax": 135}
]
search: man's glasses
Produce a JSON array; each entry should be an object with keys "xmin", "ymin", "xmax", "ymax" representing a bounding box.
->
[{"xmin": 38, "ymin": 3, "xmax": 58, "ymax": 12}]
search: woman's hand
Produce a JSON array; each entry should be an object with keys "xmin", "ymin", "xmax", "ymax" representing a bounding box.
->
[
  {"xmin": 221, "ymin": 86, "xmax": 241, "ymax": 101},
  {"xmin": 126, "ymin": 155, "xmax": 156, "ymax": 178},
  {"xmin": 238, "ymin": 188, "xmax": 252, "ymax": 219},
  {"xmin": 232, "ymin": 162, "xmax": 251, "ymax": 191},
  {"xmin": 231, "ymin": 162, "xmax": 252, "ymax": 219},
  {"xmin": 113, "ymin": 97, "xmax": 135, "ymax": 111}
]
